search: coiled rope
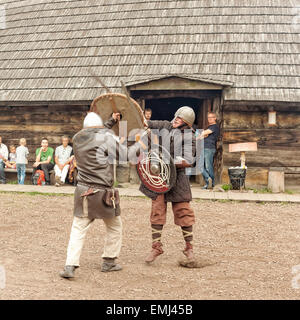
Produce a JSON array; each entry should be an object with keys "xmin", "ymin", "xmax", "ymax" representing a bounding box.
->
[{"xmin": 140, "ymin": 151, "xmax": 170, "ymax": 187}]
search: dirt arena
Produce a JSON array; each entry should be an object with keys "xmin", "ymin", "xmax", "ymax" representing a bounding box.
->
[{"xmin": 0, "ymin": 192, "xmax": 299, "ymax": 300}]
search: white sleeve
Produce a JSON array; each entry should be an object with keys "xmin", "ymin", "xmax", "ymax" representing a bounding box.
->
[
  {"xmin": 4, "ymin": 145, "xmax": 8, "ymax": 160},
  {"xmin": 68, "ymin": 146, "xmax": 73, "ymax": 157}
]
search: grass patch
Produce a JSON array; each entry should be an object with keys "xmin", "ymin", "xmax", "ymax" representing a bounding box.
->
[
  {"xmin": 7, "ymin": 180, "xmax": 35, "ymax": 185},
  {"xmin": 114, "ymin": 180, "xmax": 119, "ymax": 187},
  {"xmin": 221, "ymin": 184, "xmax": 232, "ymax": 191},
  {"xmin": 216, "ymin": 199, "xmax": 232, "ymax": 203},
  {"xmin": 248, "ymin": 187, "xmax": 272, "ymax": 194},
  {"xmin": 7, "ymin": 180, "xmax": 18, "ymax": 184},
  {"xmin": 285, "ymin": 190, "xmax": 295, "ymax": 195}
]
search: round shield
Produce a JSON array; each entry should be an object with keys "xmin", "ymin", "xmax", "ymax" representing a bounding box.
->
[
  {"xmin": 90, "ymin": 93, "xmax": 145, "ymax": 136},
  {"xmin": 136, "ymin": 145, "xmax": 177, "ymax": 194}
]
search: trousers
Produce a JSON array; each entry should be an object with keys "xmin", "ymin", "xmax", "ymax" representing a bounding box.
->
[
  {"xmin": 202, "ymin": 148, "xmax": 216, "ymax": 185},
  {"xmin": 150, "ymin": 194, "xmax": 195, "ymax": 227},
  {"xmin": 32, "ymin": 163, "xmax": 54, "ymax": 183},
  {"xmin": 16, "ymin": 163, "xmax": 26, "ymax": 184},
  {"xmin": 0, "ymin": 161, "xmax": 5, "ymax": 183},
  {"xmin": 65, "ymin": 215, "xmax": 122, "ymax": 266},
  {"xmin": 54, "ymin": 164, "xmax": 70, "ymax": 183}
]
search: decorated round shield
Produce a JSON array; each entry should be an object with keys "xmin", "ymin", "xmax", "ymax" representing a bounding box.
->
[
  {"xmin": 90, "ymin": 93, "xmax": 145, "ymax": 136},
  {"xmin": 136, "ymin": 145, "xmax": 177, "ymax": 194}
]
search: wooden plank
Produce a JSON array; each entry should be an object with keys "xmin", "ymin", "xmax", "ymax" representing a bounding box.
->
[
  {"xmin": 223, "ymin": 146, "xmax": 300, "ymax": 167},
  {"xmin": 129, "ymin": 77, "xmax": 223, "ymax": 91},
  {"xmin": 229, "ymin": 142, "xmax": 257, "ymax": 152},
  {"xmin": 211, "ymin": 96, "xmax": 223, "ymax": 184},
  {"xmin": 0, "ymin": 105, "xmax": 85, "ymax": 170},
  {"xmin": 131, "ymin": 90, "xmax": 222, "ymax": 100},
  {"xmin": 274, "ymin": 167, "xmax": 300, "ymax": 173},
  {"xmin": 0, "ymin": 101, "xmax": 92, "ymax": 107},
  {"xmin": 268, "ymin": 171, "xmax": 285, "ymax": 192},
  {"xmin": 222, "ymin": 166, "xmax": 300, "ymax": 187},
  {"xmin": 4, "ymin": 168, "xmax": 33, "ymax": 173},
  {"xmin": 285, "ymin": 174, "xmax": 300, "ymax": 186},
  {"xmin": 224, "ymin": 111, "xmax": 300, "ymax": 129},
  {"xmin": 224, "ymin": 101, "xmax": 300, "ymax": 112},
  {"xmin": 0, "ymin": 124, "xmax": 82, "ymax": 134},
  {"xmin": 221, "ymin": 166, "xmax": 269, "ymax": 186},
  {"xmin": 223, "ymin": 129, "xmax": 300, "ymax": 148}
]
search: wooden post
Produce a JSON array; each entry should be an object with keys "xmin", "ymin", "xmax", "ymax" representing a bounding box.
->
[
  {"xmin": 268, "ymin": 168, "xmax": 285, "ymax": 193},
  {"xmin": 229, "ymin": 142, "xmax": 258, "ymax": 168},
  {"xmin": 240, "ymin": 151, "xmax": 246, "ymax": 168}
]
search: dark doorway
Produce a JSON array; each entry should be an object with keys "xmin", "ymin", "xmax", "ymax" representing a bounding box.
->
[
  {"xmin": 141, "ymin": 94, "xmax": 223, "ymax": 185},
  {"xmin": 145, "ymin": 97, "xmax": 202, "ymax": 127}
]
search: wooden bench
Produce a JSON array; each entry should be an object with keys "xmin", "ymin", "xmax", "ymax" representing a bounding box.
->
[
  {"xmin": 4, "ymin": 168, "xmax": 55, "ymax": 185},
  {"xmin": 4, "ymin": 168, "xmax": 33, "ymax": 174},
  {"xmin": 3, "ymin": 167, "xmax": 77, "ymax": 185}
]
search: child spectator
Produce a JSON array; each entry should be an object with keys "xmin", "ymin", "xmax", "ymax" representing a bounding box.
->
[
  {"xmin": 5, "ymin": 145, "xmax": 17, "ymax": 169},
  {"xmin": 16, "ymin": 138, "xmax": 29, "ymax": 185}
]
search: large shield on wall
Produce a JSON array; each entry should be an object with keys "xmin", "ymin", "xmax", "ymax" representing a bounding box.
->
[{"xmin": 90, "ymin": 93, "xmax": 145, "ymax": 136}]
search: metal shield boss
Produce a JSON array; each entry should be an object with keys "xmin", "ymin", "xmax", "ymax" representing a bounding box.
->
[{"xmin": 136, "ymin": 143, "xmax": 177, "ymax": 194}]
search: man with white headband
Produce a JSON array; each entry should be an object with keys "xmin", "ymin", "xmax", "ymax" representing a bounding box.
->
[{"xmin": 60, "ymin": 111, "xmax": 126, "ymax": 278}]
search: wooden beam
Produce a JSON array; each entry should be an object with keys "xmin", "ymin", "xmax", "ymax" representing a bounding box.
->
[
  {"xmin": 129, "ymin": 77, "xmax": 223, "ymax": 91},
  {"xmin": 131, "ymin": 90, "xmax": 222, "ymax": 100},
  {"xmin": 0, "ymin": 101, "xmax": 92, "ymax": 107},
  {"xmin": 223, "ymin": 146, "xmax": 300, "ymax": 167},
  {"xmin": 224, "ymin": 101, "xmax": 300, "ymax": 112}
]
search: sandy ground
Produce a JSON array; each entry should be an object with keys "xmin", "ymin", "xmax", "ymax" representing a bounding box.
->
[{"xmin": 0, "ymin": 192, "xmax": 299, "ymax": 300}]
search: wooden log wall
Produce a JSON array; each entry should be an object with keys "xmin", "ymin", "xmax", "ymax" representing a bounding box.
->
[
  {"xmin": 4, "ymin": 101, "xmax": 298, "ymax": 187},
  {"xmin": 222, "ymin": 105, "xmax": 300, "ymax": 186},
  {"xmin": 0, "ymin": 105, "xmax": 89, "ymax": 166}
]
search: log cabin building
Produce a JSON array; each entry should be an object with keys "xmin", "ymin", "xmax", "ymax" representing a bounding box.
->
[{"xmin": 0, "ymin": 0, "xmax": 299, "ymax": 186}]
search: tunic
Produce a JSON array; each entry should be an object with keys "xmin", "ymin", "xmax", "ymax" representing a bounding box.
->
[
  {"xmin": 139, "ymin": 120, "xmax": 196, "ymax": 203},
  {"xmin": 73, "ymin": 118, "xmax": 124, "ymax": 220}
]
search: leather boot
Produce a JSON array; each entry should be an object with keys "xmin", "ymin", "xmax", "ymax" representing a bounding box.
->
[
  {"xmin": 183, "ymin": 242, "xmax": 194, "ymax": 260},
  {"xmin": 59, "ymin": 265, "xmax": 76, "ymax": 278},
  {"xmin": 101, "ymin": 258, "xmax": 122, "ymax": 272},
  {"xmin": 145, "ymin": 241, "xmax": 164, "ymax": 263}
]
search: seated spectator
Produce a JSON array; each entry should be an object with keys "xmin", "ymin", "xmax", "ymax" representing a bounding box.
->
[
  {"xmin": 32, "ymin": 137, "xmax": 54, "ymax": 185},
  {"xmin": 16, "ymin": 138, "xmax": 29, "ymax": 185},
  {"xmin": 0, "ymin": 136, "xmax": 8, "ymax": 184},
  {"xmin": 68, "ymin": 152, "xmax": 77, "ymax": 185},
  {"xmin": 5, "ymin": 145, "xmax": 17, "ymax": 169},
  {"xmin": 54, "ymin": 136, "xmax": 72, "ymax": 186}
]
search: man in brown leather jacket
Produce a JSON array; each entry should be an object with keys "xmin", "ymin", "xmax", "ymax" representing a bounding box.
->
[
  {"xmin": 141, "ymin": 106, "xmax": 197, "ymax": 264},
  {"xmin": 60, "ymin": 112, "xmax": 126, "ymax": 278}
]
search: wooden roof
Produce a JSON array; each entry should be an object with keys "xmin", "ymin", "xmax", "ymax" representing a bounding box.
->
[{"xmin": 0, "ymin": 0, "xmax": 299, "ymax": 103}]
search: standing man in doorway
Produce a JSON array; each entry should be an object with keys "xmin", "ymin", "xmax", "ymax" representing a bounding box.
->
[
  {"xmin": 199, "ymin": 112, "xmax": 219, "ymax": 189},
  {"xmin": 144, "ymin": 108, "xmax": 152, "ymax": 121}
]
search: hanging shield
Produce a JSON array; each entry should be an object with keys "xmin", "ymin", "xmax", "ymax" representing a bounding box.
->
[
  {"xmin": 90, "ymin": 93, "xmax": 145, "ymax": 137},
  {"xmin": 136, "ymin": 144, "xmax": 177, "ymax": 194}
]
